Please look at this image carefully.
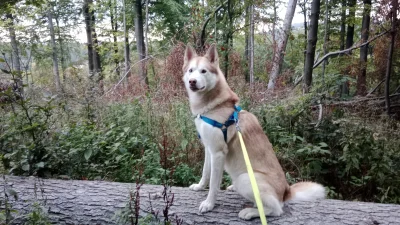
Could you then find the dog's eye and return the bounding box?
[189,68,193,73]
[201,69,207,74]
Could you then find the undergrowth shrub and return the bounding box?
[255,94,400,203]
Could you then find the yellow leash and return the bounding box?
[236,126,268,225]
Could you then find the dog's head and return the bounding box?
[182,44,221,94]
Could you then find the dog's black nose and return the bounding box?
[189,79,197,86]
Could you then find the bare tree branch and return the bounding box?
[313,31,389,69]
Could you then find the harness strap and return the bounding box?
[197,106,242,143]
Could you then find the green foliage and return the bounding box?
[25,202,51,225]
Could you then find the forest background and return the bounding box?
[0,0,400,222]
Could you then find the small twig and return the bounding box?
[367,79,385,96]
[393,85,400,94]
[101,56,153,97]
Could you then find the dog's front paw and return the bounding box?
[199,199,215,213]
[189,183,205,191]
[226,185,235,191]
[239,208,259,220]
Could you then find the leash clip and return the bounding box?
[235,118,241,132]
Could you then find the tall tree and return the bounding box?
[83,0,94,75]
[303,0,321,93]
[223,0,233,79]
[385,0,398,115]
[123,0,130,83]
[249,3,254,87]
[47,8,62,92]
[339,0,346,50]
[299,0,308,65]
[134,0,147,85]
[321,0,329,84]
[5,13,23,96]
[345,0,356,49]
[268,0,298,90]
[244,1,250,82]
[356,0,371,96]
[341,0,356,95]
[109,0,119,78]
[91,3,102,91]
[83,0,102,93]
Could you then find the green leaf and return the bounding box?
[36,162,45,168]
[181,139,188,150]
[84,149,92,160]
[0,58,5,62]
[22,164,30,171]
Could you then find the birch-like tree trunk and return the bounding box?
[267,0,298,90]
[47,9,62,93]
[134,0,148,85]
[356,0,371,96]
[223,0,233,80]
[385,0,398,115]
[6,13,23,96]
[55,15,67,82]
[110,0,120,78]
[303,0,320,93]
[123,0,131,83]
[321,0,329,85]
[145,0,149,58]
[249,3,254,88]
[244,2,250,82]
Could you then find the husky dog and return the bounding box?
[182,44,325,220]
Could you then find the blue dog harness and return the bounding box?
[197,105,242,143]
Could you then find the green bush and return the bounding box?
[254,95,400,203]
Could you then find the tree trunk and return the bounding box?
[339,0,346,50]
[356,0,371,96]
[345,0,356,49]
[267,0,298,90]
[249,3,254,88]
[299,0,308,67]
[272,0,277,55]
[134,0,148,85]
[110,0,120,79]
[145,0,149,58]
[47,10,62,93]
[343,0,356,96]
[321,0,329,86]
[223,0,233,80]
[6,13,23,96]
[123,0,131,84]
[385,0,398,115]
[91,5,103,94]
[303,0,321,93]
[55,15,67,82]
[83,0,94,76]
[244,3,250,82]
[3,176,400,224]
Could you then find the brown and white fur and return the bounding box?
[182,44,325,220]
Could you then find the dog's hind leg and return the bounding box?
[234,173,283,220]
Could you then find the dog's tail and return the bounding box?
[284,182,326,202]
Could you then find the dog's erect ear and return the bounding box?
[184,44,197,64]
[205,44,219,65]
